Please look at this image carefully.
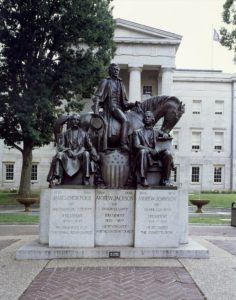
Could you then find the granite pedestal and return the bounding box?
[16,187,209,259]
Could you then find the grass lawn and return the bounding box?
[0,192,19,205]
[189,216,231,225]
[189,193,236,208]
[0,192,40,205]
[0,214,39,224]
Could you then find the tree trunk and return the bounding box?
[18,140,33,198]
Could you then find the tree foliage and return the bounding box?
[0,0,116,196]
[0,0,115,149]
[220,0,236,55]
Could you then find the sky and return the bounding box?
[112,0,236,73]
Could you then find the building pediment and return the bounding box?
[115,18,182,46]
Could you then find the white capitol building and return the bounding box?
[1,19,236,192]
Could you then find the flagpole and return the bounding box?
[212,27,220,70]
[211,25,214,69]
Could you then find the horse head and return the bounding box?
[160,96,185,135]
[138,95,184,123]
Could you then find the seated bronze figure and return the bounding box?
[133,111,174,187]
[47,114,99,186]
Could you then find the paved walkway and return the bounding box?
[0,225,236,300]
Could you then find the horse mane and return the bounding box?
[140,95,181,112]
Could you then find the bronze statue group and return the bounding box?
[47,64,185,188]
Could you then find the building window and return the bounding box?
[192,100,202,114]
[172,131,179,150]
[171,166,178,182]
[214,166,223,183]
[214,132,224,151]
[143,86,152,96]
[191,132,201,150]
[191,166,200,183]
[215,100,224,115]
[31,164,38,181]
[4,163,14,181]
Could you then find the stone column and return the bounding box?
[161,67,174,96]
[128,65,142,102]
[231,77,236,190]
[157,71,162,95]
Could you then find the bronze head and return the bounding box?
[108,63,120,78]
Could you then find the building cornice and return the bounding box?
[173,77,233,83]
[116,18,182,39]
[115,18,182,47]
[173,69,235,83]
[115,38,180,45]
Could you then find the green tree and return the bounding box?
[0,0,116,197]
[220,0,236,60]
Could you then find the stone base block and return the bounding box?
[95,189,135,246]
[40,188,188,248]
[16,238,209,260]
[49,189,95,247]
[135,189,180,247]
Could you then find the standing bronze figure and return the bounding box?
[92,63,140,151]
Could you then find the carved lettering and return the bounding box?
[135,190,179,247]
[96,190,135,246]
[49,189,95,247]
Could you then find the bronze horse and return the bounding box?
[53,95,185,150]
[81,95,185,150]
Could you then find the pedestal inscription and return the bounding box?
[95,189,135,246]
[135,189,179,247]
[49,189,95,247]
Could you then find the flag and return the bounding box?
[213,29,220,42]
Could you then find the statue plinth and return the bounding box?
[16,187,209,259]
